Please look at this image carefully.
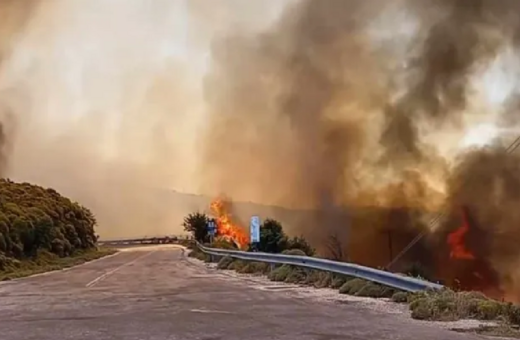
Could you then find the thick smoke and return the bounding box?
[201,0,520,298]
[0,0,209,239]
[2,0,520,299]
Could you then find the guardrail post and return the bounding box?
[269,263,275,271]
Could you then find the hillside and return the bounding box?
[0,178,105,279]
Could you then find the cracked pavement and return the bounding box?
[0,246,484,340]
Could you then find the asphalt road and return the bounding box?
[0,246,484,340]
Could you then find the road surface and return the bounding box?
[0,246,483,340]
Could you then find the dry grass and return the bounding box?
[452,324,520,339]
[408,289,520,326]
[0,247,117,281]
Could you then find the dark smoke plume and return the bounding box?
[201,0,520,298]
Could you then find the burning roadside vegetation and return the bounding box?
[187,189,520,306]
[198,0,520,305]
[183,197,520,331]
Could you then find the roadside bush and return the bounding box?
[281,249,306,256]
[476,300,504,320]
[188,248,209,262]
[284,267,307,284]
[285,236,315,256]
[212,238,238,250]
[338,280,395,298]
[339,278,368,295]
[303,270,333,288]
[402,262,434,282]
[268,264,292,282]
[505,304,520,325]
[0,253,20,271]
[0,179,97,263]
[331,274,353,289]
[217,256,234,269]
[391,291,409,303]
[257,219,315,255]
[407,289,512,322]
[411,300,433,320]
[228,259,247,271]
[249,262,270,274]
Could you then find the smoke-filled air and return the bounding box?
[200,0,520,302]
[2,0,520,300]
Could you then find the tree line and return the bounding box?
[0,179,98,261]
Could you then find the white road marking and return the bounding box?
[117,244,185,252]
[85,250,157,288]
[0,252,122,286]
[189,309,233,314]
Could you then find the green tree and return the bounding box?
[257,219,287,253]
[286,235,315,256]
[0,178,98,260]
[182,212,209,242]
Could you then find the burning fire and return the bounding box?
[210,198,249,249]
[444,207,504,299]
[447,207,475,260]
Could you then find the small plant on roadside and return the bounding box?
[331,274,352,289]
[391,291,409,303]
[339,278,368,295]
[217,256,234,270]
[268,264,292,282]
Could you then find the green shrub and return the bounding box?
[0,179,97,262]
[411,301,433,320]
[228,259,247,271]
[391,291,409,303]
[302,270,322,286]
[281,249,307,256]
[506,304,520,325]
[407,289,515,323]
[256,219,314,255]
[187,249,209,262]
[352,282,395,298]
[407,291,428,304]
[355,283,382,297]
[319,272,335,288]
[331,274,353,289]
[381,286,396,298]
[285,267,307,283]
[339,278,367,295]
[217,256,234,269]
[476,300,504,320]
[268,264,292,282]
[285,236,315,256]
[249,262,270,274]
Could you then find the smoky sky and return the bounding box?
[200,0,520,298]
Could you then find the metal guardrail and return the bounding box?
[98,236,188,246]
[197,243,444,293]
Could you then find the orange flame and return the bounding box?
[210,198,249,249]
[447,207,475,260]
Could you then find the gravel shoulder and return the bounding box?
[186,254,503,338]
